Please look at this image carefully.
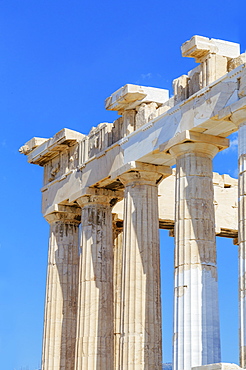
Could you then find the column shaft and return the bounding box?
[170,143,221,370]
[113,216,123,370]
[42,206,80,370]
[75,193,116,370]
[238,122,246,367]
[119,171,162,369]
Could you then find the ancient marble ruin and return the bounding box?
[20,35,246,369]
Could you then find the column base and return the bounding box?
[192,363,243,370]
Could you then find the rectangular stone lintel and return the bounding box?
[159,130,229,153]
[69,161,172,203]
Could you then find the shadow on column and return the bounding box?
[180,152,221,366]
[80,205,114,370]
[55,222,79,370]
[129,184,162,369]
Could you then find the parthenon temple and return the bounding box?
[20,35,246,370]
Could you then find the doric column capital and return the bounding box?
[160,131,228,159]
[44,204,81,224]
[76,187,124,208]
[231,107,246,128]
[119,162,171,187]
[169,141,219,159]
[119,170,161,187]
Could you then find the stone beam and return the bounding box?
[22,150,238,238]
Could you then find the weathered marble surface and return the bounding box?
[20,50,246,215]
[118,167,166,369]
[42,205,80,370]
[231,108,246,368]
[171,142,221,370]
[75,189,122,370]
[20,35,246,370]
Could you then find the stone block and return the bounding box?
[192,363,243,370]
[135,102,158,129]
[188,65,202,96]
[19,136,48,155]
[173,74,189,104]
[105,84,169,112]
[182,36,240,62]
[239,69,246,99]
[228,53,246,72]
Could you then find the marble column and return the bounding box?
[170,142,221,370]
[113,215,123,370]
[119,168,165,369]
[75,189,121,370]
[42,205,80,370]
[232,108,246,368]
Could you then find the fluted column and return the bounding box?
[232,108,246,368]
[170,142,221,370]
[119,167,166,369]
[113,215,123,370]
[75,189,121,370]
[42,205,80,370]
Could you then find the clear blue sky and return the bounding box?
[0,0,245,369]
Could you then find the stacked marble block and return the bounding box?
[20,35,246,369]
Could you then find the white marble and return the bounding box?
[19,35,246,370]
[118,167,165,369]
[170,142,221,370]
[75,190,121,370]
[112,216,123,369]
[42,206,80,370]
[238,120,246,367]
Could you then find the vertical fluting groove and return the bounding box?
[171,144,221,370]
[48,230,58,370]
[119,193,128,369]
[43,231,53,369]
[42,214,80,370]
[113,218,123,370]
[119,172,162,369]
[62,241,67,369]
[50,233,57,370]
[45,231,53,369]
[239,122,246,368]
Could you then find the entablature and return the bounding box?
[20,35,245,239]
